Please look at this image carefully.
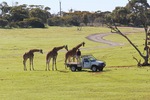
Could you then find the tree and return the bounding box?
[47,17,64,26]
[29,7,50,23]
[24,17,45,28]
[0,18,8,27]
[10,5,29,22]
[93,11,111,26]
[82,14,89,26]
[0,2,11,17]
[70,15,80,26]
[17,21,28,28]
[111,7,129,25]
[107,0,150,66]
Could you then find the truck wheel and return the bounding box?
[71,66,77,72]
[91,66,97,72]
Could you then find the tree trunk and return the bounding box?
[142,55,149,66]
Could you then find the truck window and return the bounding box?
[84,58,89,62]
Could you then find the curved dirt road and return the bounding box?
[86,33,124,47]
[86,27,144,47]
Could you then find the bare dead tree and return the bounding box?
[106,23,150,66]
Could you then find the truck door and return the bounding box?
[83,58,91,68]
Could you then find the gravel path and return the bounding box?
[86,27,144,47]
[86,33,124,47]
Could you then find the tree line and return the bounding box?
[0,1,150,28]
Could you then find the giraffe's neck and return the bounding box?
[53,45,65,52]
[29,49,41,53]
[73,43,83,51]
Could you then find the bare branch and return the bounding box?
[107,24,145,59]
[133,56,142,67]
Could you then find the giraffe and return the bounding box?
[46,45,68,71]
[65,42,85,68]
[23,49,43,71]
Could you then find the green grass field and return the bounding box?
[0,27,150,100]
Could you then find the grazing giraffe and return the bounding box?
[23,49,43,71]
[46,45,68,71]
[65,42,85,68]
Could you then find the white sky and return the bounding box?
[1,0,150,13]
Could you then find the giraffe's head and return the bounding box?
[39,49,43,54]
[64,45,68,51]
[82,42,85,47]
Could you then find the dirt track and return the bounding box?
[86,33,124,47]
[86,27,144,48]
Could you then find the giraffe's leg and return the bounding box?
[23,58,27,71]
[48,58,51,71]
[46,57,49,71]
[31,58,34,70]
[65,57,67,69]
[68,57,70,62]
[46,60,48,71]
[76,56,79,63]
[52,58,54,71]
[55,56,57,70]
[29,58,32,71]
[73,56,76,62]
[65,57,67,64]
[46,60,50,71]
[66,56,71,69]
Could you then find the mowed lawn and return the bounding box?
[0,27,150,100]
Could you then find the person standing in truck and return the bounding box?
[76,49,81,63]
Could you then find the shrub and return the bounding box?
[9,22,18,28]
[17,21,28,28]
[0,19,8,28]
[24,17,45,28]
[47,17,64,26]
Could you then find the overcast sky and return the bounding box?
[1,0,150,13]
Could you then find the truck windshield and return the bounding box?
[88,56,96,62]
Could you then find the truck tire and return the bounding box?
[71,66,77,72]
[91,66,97,72]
